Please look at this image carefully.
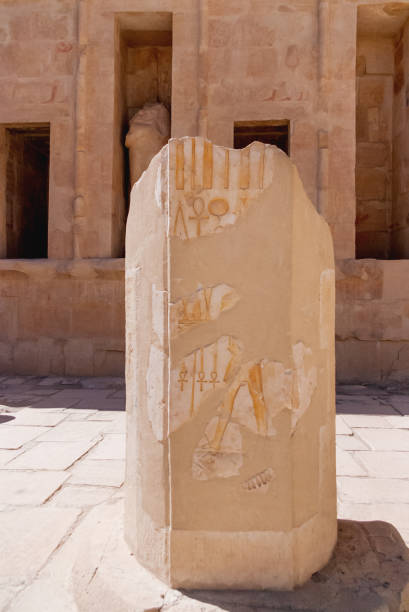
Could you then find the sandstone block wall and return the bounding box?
[0,259,124,376]
[356,36,393,259]
[0,0,408,381]
[392,19,409,258]
[337,259,409,383]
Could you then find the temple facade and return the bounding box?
[0,0,409,382]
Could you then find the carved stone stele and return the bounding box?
[125,137,337,590]
[125,102,170,186]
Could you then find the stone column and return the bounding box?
[125,138,337,590]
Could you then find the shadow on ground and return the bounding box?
[172,521,409,611]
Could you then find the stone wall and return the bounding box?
[0,0,77,259]
[0,259,124,376]
[392,19,409,258]
[336,259,409,383]
[356,36,393,259]
[0,0,408,381]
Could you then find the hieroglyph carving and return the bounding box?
[171,336,243,433]
[170,138,277,239]
[241,467,275,492]
[170,284,239,336]
[177,340,317,481]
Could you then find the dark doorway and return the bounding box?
[234,121,290,154]
[5,125,50,258]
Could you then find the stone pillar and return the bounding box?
[125,138,337,590]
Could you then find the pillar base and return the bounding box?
[72,500,409,612]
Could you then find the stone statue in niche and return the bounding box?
[125,102,170,186]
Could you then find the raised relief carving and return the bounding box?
[190,360,292,481]
[170,284,239,336]
[192,418,243,481]
[170,139,275,239]
[241,467,275,492]
[188,344,316,480]
[170,336,243,433]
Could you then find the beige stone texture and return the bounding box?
[125,138,336,589]
[0,259,124,376]
[336,259,409,383]
[0,0,408,384]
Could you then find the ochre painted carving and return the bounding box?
[170,139,276,239]
[191,138,196,190]
[208,198,229,230]
[170,284,239,336]
[176,142,184,190]
[170,336,243,433]
[224,149,230,189]
[203,141,213,189]
[173,202,189,239]
[187,344,316,480]
[240,148,250,189]
[189,197,209,237]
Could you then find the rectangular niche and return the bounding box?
[113,12,172,257]
[3,124,50,259]
[356,3,409,259]
[234,121,290,154]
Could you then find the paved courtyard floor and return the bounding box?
[0,377,407,610]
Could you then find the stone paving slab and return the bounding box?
[29,398,81,410]
[74,398,125,411]
[0,470,69,506]
[7,409,68,427]
[35,420,108,443]
[48,484,117,508]
[353,450,409,479]
[383,414,409,428]
[338,502,409,545]
[338,475,409,504]
[355,426,409,451]
[50,389,113,401]
[68,459,125,487]
[341,413,396,428]
[0,378,407,610]
[0,506,80,588]
[335,415,352,435]
[336,434,369,451]
[336,447,367,476]
[0,449,23,466]
[4,441,99,471]
[86,434,125,460]
[0,426,49,449]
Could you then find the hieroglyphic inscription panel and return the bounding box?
[170,284,239,337]
[170,138,277,239]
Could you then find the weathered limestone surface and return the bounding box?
[336,259,409,383]
[0,259,125,376]
[125,138,336,589]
